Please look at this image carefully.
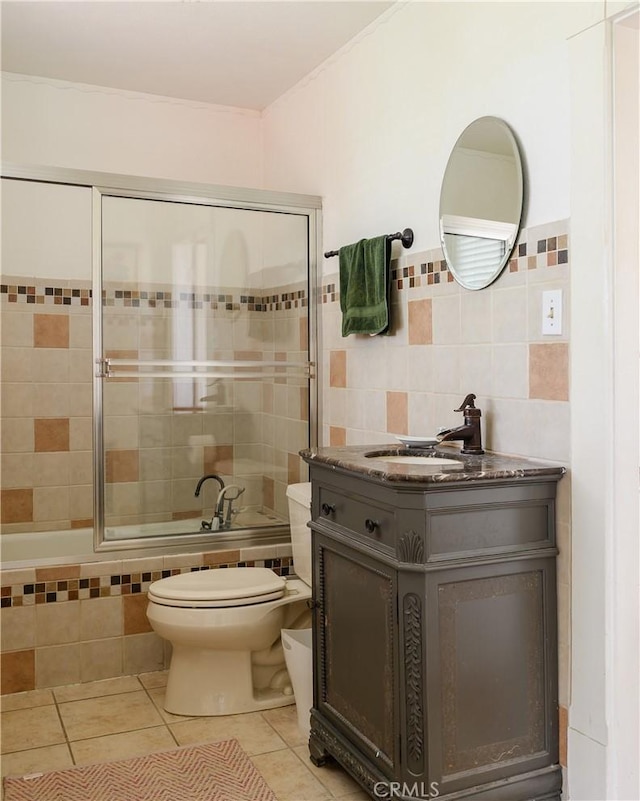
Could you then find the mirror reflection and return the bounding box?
[439,116,523,290]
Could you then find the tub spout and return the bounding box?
[194,474,226,530]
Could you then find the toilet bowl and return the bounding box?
[146,482,312,716]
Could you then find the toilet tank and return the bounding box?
[286,482,312,587]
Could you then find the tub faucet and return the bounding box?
[215,484,246,530]
[194,474,225,530]
[437,393,484,455]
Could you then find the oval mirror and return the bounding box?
[439,116,524,290]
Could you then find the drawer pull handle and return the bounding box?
[321,503,335,516]
[365,518,379,533]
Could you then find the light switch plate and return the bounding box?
[542,289,563,335]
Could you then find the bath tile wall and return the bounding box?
[320,219,572,722]
[0,279,308,534]
[0,543,293,694]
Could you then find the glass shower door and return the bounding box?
[97,193,312,544]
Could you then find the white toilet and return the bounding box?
[146,482,312,716]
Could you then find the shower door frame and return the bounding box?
[2,164,322,556]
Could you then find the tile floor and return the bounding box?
[0,672,369,801]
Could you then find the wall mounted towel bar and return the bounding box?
[324,228,414,258]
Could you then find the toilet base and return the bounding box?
[164,644,295,716]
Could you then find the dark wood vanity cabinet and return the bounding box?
[305,458,563,801]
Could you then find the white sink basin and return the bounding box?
[368,455,462,467]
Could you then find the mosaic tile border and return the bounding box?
[0,557,293,608]
[321,229,569,302]
[0,284,308,312]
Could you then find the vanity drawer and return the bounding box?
[316,485,396,550]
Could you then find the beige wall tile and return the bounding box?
[386,391,408,435]
[408,298,432,345]
[34,418,70,452]
[1,606,36,652]
[529,343,569,401]
[202,550,241,567]
[123,632,165,675]
[104,416,140,450]
[140,448,171,481]
[35,565,80,582]
[33,349,69,383]
[68,383,93,417]
[80,638,123,683]
[203,445,233,475]
[0,568,36,585]
[0,489,33,524]
[69,417,93,451]
[34,314,69,349]
[1,383,34,418]
[1,454,35,489]
[1,650,36,695]
[33,453,70,487]
[123,594,152,635]
[68,451,93,485]
[493,286,528,343]
[32,486,69,523]
[36,600,80,646]
[1,347,34,383]
[1,418,35,453]
[68,314,92,349]
[79,596,123,640]
[329,426,346,446]
[33,384,71,418]
[68,349,93,383]
[432,295,460,345]
[1,312,34,347]
[461,291,492,344]
[105,449,139,483]
[492,344,529,399]
[36,643,81,688]
[329,350,347,388]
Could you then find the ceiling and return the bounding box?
[1,1,393,111]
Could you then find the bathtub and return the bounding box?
[1,512,288,568]
[0,527,95,564]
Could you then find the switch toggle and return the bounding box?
[542,289,563,335]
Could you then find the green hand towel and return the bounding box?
[339,235,391,336]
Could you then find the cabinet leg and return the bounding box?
[308,732,332,767]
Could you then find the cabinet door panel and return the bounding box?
[316,539,397,766]
[429,559,558,793]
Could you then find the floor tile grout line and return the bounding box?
[49,690,76,765]
[138,677,182,748]
[2,676,365,801]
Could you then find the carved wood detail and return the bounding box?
[398,530,424,563]
[403,592,425,771]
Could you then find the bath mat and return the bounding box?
[3,738,276,801]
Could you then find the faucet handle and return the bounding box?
[454,393,477,412]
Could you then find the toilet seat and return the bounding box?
[148,567,287,608]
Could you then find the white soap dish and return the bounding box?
[395,435,439,449]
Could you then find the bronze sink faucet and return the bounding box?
[438,393,484,455]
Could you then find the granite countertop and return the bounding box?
[300,444,566,485]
